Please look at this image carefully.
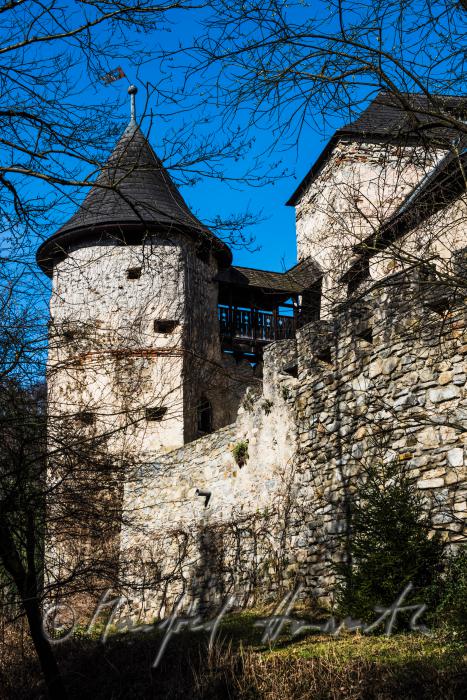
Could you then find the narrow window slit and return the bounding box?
[154,319,178,334]
[197,397,213,434]
[195,489,211,507]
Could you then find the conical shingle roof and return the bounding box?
[37,122,231,275]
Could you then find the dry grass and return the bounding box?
[1,612,466,699]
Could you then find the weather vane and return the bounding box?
[128,85,138,123]
[100,66,126,85]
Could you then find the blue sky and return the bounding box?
[6,0,463,287]
[104,0,463,276]
[96,76,327,275]
[72,7,346,274]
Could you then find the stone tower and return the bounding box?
[286,93,461,315]
[37,88,234,464]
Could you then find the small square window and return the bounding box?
[356,326,373,344]
[154,320,178,334]
[63,328,75,341]
[76,411,95,425]
[419,263,436,281]
[145,407,167,421]
[316,348,332,365]
[127,267,142,280]
[283,363,298,378]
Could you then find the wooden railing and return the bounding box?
[218,305,297,343]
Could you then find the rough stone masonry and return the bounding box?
[121,260,466,617]
[37,90,466,618]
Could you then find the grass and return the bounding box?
[268,631,465,665]
[1,611,466,699]
[191,609,465,665]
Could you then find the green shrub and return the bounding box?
[334,460,445,628]
[432,545,467,638]
[232,440,249,467]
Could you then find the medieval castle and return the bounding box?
[37,89,466,616]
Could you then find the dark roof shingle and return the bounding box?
[37,122,231,274]
[287,91,466,206]
[216,258,322,294]
[340,92,465,140]
[55,122,211,235]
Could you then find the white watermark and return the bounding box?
[42,582,430,667]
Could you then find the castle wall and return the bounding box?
[370,196,467,281]
[119,339,298,617]
[294,139,443,315]
[47,136,465,619]
[119,260,466,617]
[292,272,466,600]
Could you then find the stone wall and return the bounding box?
[120,338,299,617]
[292,267,466,600]
[182,243,254,441]
[120,262,466,618]
[295,139,442,262]
[48,237,188,458]
[370,196,467,283]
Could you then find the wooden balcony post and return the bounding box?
[273,306,278,339]
[293,294,299,334]
[232,306,237,338]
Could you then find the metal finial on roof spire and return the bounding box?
[128,85,137,123]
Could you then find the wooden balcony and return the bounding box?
[218,304,297,355]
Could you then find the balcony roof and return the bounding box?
[216,258,322,309]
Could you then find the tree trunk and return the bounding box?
[23,597,68,700]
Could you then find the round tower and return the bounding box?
[37,88,232,463]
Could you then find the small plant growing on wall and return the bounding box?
[242,390,255,413]
[262,399,273,415]
[232,440,249,467]
[281,385,291,401]
[61,321,77,342]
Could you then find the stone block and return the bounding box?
[351,443,364,459]
[447,448,464,467]
[382,356,399,375]
[419,368,434,382]
[417,477,445,489]
[422,467,446,479]
[438,371,453,385]
[428,386,461,403]
[443,470,460,485]
[418,427,439,448]
[368,358,383,378]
